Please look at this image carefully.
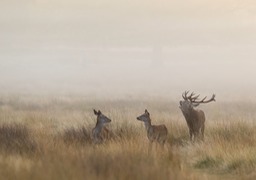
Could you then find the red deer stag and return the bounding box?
[179,91,215,141]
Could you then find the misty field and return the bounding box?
[0,95,256,180]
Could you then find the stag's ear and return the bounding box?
[98,110,102,115]
[93,109,98,115]
[193,103,200,107]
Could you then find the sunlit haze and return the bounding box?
[1,0,256,100]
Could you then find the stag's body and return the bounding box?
[137,110,168,150]
[181,106,205,141]
[92,109,111,144]
[180,91,215,141]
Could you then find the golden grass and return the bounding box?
[0,95,256,179]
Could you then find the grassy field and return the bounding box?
[0,95,256,180]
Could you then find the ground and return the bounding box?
[0,95,255,180]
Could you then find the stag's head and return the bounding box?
[179,91,216,114]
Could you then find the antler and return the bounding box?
[187,92,197,100]
[182,91,216,104]
[192,94,216,104]
[183,91,200,101]
[182,91,189,100]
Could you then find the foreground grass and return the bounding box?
[0,95,256,179]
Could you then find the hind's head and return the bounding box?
[137,109,151,122]
[93,109,111,124]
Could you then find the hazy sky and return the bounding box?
[1,0,256,100]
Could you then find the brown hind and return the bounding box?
[92,109,111,144]
[137,109,168,152]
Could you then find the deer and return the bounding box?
[179,91,216,141]
[92,109,112,144]
[137,109,168,152]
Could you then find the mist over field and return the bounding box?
[1,0,256,100]
[2,2,256,180]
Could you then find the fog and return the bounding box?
[1,0,256,100]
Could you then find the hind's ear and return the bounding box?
[145,109,150,116]
[98,110,102,115]
[93,109,98,115]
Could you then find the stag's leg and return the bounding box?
[194,131,199,142]
[201,124,205,141]
[189,129,193,141]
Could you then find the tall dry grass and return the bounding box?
[0,95,255,179]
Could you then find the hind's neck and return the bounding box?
[144,119,152,131]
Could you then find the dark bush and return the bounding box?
[62,126,92,145]
[0,124,37,155]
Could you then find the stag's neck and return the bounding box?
[182,108,198,123]
[183,108,196,116]
[189,108,198,116]
[144,120,152,131]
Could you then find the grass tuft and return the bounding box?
[194,156,222,169]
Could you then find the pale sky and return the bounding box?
[1,0,256,100]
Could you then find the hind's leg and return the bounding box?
[148,141,153,155]
[160,140,165,149]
